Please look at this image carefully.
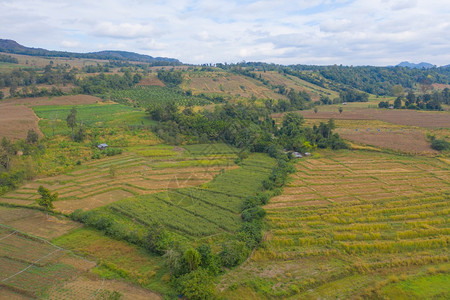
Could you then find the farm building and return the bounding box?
[292,152,303,158]
[97,143,108,150]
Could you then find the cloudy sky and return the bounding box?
[1,0,449,66]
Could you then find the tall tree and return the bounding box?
[66,106,77,139]
[26,129,39,144]
[37,186,57,212]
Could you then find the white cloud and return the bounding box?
[92,22,158,39]
[0,0,449,65]
[61,40,81,48]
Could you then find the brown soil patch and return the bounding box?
[0,207,80,239]
[137,75,165,87]
[54,189,135,214]
[2,95,101,106]
[0,103,42,140]
[338,129,437,153]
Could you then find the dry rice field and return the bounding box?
[336,128,436,154]
[220,150,450,299]
[290,109,450,129]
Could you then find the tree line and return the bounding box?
[379,88,450,111]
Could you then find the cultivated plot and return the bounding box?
[220,150,450,299]
[0,148,237,214]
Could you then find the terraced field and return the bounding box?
[93,153,276,238]
[0,221,160,299]
[219,150,450,299]
[0,146,238,214]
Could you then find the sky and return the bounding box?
[1,0,449,66]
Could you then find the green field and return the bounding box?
[90,153,275,238]
[33,103,156,139]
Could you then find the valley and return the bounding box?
[0,48,448,299]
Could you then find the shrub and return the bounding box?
[219,240,250,267]
[175,268,215,300]
[431,139,450,151]
[241,207,266,222]
[144,224,173,255]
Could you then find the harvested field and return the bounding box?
[137,75,165,87]
[337,128,436,153]
[0,207,80,239]
[1,95,101,106]
[274,109,450,128]
[0,103,42,140]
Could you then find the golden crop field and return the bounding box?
[219,150,450,299]
[0,149,237,214]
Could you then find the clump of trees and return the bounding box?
[0,137,41,195]
[379,88,449,111]
[0,54,18,64]
[157,69,183,86]
[74,71,142,95]
[430,136,450,151]
[146,102,347,154]
[339,89,369,103]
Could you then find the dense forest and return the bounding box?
[216,61,450,96]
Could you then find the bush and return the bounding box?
[219,240,250,267]
[431,139,450,151]
[241,207,266,222]
[196,245,221,275]
[105,147,123,156]
[144,224,173,255]
[175,268,215,300]
[237,221,263,249]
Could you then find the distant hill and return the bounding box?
[0,39,181,64]
[397,61,435,69]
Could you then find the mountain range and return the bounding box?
[0,39,180,64]
[396,61,435,69]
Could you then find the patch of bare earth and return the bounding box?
[0,103,42,140]
[0,207,81,239]
[3,95,101,106]
[137,75,165,87]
